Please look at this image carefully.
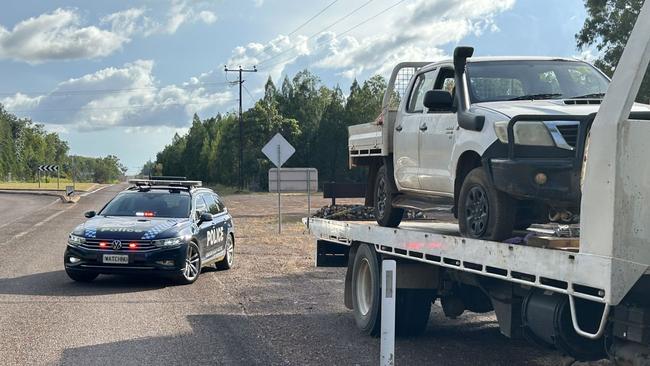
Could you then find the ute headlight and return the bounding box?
[152,236,185,248]
[68,234,86,246]
[493,121,555,147]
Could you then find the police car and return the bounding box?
[64,177,235,284]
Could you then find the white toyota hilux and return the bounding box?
[349,47,650,241]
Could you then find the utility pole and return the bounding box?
[224,65,257,191]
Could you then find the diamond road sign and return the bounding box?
[262,133,295,168]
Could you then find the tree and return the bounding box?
[576,0,650,102]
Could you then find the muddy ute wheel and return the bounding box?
[374,165,403,227]
[458,167,515,241]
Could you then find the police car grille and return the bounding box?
[82,239,157,251]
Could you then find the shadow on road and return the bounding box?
[0,270,168,296]
[56,310,567,366]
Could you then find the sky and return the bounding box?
[0,0,592,174]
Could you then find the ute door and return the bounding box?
[193,193,211,258]
[419,66,458,194]
[394,69,436,190]
[203,193,227,259]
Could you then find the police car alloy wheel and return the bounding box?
[216,235,234,270]
[177,242,201,284]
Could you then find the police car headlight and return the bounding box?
[68,234,86,246]
[493,121,555,147]
[152,237,184,248]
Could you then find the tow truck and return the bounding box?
[307,2,650,364]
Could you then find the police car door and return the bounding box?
[193,193,211,257]
[203,194,227,259]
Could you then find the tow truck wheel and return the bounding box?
[395,289,433,336]
[65,269,98,282]
[352,244,382,336]
[175,242,201,285]
[374,165,404,228]
[458,167,515,241]
[215,234,234,270]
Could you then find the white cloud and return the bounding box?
[1,60,235,131]
[198,11,217,25]
[228,0,516,79]
[0,8,127,63]
[0,2,220,63]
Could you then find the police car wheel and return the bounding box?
[175,242,201,285]
[215,235,234,270]
[65,269,99,282]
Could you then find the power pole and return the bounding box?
[224,65,257,191]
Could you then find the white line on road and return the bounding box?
[0,197,59,230]
[80,184,112,197]
[0,205,74,247]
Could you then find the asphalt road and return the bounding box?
[0,186,607,365]
[0,193,59,229]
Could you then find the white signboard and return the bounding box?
[269,168,317,193]
[262,133,295,168]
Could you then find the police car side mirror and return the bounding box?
[198,212,213,223]
[84,211,96,218]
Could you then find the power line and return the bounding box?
[259,0,407,71]
[0,82,231,98]
[247,0,340,61]
[256,0,375,67]
[288,0,339,36]
[5,99,239,113]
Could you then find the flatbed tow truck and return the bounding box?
[307,3,650,364]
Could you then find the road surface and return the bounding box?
[0,186,606,365]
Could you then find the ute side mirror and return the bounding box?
[84,211,96,218]
[198,212,213,223]
[424,90,454,112]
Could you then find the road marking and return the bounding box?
[0,205,73,247]
[80,184,112,197]
[0,197,59,230]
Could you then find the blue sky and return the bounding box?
[0,0,591,173]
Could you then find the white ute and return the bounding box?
[308,2,650,364]
[349,47,650,241]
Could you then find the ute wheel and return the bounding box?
[352,244,381,336]
[65,269,99,282]
[458,167,515,241]
[396,289,433,336]
[374,165,404,227]
[175,242,201,285]
[215,235,234,270]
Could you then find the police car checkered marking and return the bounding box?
[141,219,180,240]
[84,228,97,238]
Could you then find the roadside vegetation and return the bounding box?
[0,106,127,184]
[144,71,386,191]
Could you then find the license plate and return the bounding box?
[103,254,129,264]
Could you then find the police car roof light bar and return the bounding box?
[128,179,202,188]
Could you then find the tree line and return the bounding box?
[0,105,127,184]
[148,71,387,190]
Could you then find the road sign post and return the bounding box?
[262,133,296,234]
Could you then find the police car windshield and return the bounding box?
[100,191,191,218]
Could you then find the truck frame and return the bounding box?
[308,3,650,364]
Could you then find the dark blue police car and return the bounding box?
[65,177,235,284]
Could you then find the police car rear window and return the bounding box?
[100,191,191,218]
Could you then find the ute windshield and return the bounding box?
[466,60,609,103]
[100,191,191,218]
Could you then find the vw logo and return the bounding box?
[111,240,122,250]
